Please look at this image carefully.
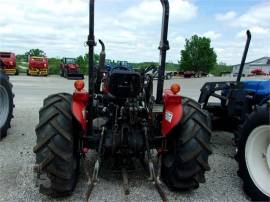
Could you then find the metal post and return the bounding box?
[237,30,251,84]
[156,0,170,104]
[87,0,96,136]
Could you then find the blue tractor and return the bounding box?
[198,30,270,201]
[105,59,133,72]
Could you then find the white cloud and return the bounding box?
[216,2,270,30]
[203,31,221,40]
[214,1,270,64]
[215,48,225,54]
[174,36,185,44]
[1,0,268,65]
[0,0,198,62]
[121,0,198,26]
[215,11,236,21]
[232,2,270,28]
[237,26,269,38]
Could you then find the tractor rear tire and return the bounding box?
[34,93,80,197]
[0,71,14,139]
[235,103,270,201]
[162,97,212,190]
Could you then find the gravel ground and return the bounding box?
[2,75,267,202]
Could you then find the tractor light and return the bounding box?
[74,80,85,91]
[170,83,181,94]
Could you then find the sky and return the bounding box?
[0,0,269,65]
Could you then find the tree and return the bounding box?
[76,53,99,74]
[48,58,61,75]
[210,62,233,76]
[16,54,28,62]
[179,35,217,73]
[25,49,46,57]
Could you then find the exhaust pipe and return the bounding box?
[156,0,170,104]
[95,40,106,93]
[87,0,96,136]
[98,39,106,71]
[237,30,251,85]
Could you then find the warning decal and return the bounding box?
[165,111,173,123]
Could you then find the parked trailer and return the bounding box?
[0,52,17,75]
[27,56,48,76]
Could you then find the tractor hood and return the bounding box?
[66,63,78,69]
[243,80,270,95]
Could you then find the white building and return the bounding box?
[232,57,270,76]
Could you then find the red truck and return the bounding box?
[28,56,48,76]
[0,52,17,75]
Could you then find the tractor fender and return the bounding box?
[161,89,183,136]
[72,92,89,131]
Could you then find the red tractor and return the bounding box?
[250,68,267,76]
[27,56,48,76]
[0,52,18,75]
[33,1,212,201]
[60,57,84,79]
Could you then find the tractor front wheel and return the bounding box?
[162,97,212,190]
[33,93,80,197]
[235,103,270,201]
